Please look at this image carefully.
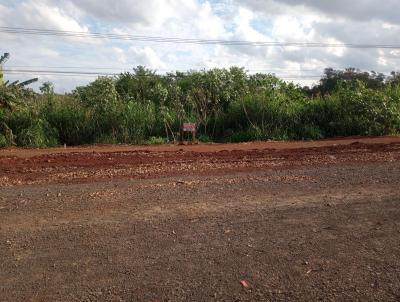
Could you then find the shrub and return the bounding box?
[146,136,166,145]
[41,97,95,145]
[2,69,400,147]
[7,108,58,147]
[0,134,8,147]
[197,134,212,143]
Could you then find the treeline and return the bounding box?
[1,66,400,147]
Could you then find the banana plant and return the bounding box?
[0,53,10,86]
[0,53,38,109]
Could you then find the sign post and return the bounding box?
[180,123,197,144]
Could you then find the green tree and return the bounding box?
[313,68,386,95]
[115,66,160,103]
[40,81,55,96]
[74,77,118,112]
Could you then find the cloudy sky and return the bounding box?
[1,0,400,92]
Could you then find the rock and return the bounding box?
[240,280,250,288]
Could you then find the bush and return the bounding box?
[197,134,212,143]
[2,69,400,147]
[0,134,8,147]
[7,108,58,148]
[146,136,166,145]
[114,100,156,144]
[17,122,58,148]
[41,97,95,145]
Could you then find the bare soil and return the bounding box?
[1,136,400,301]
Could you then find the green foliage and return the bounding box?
[40,81,55,96]
[2,67,400,148]
[113,100,156,144]
[307,68,387,96]
[74,77,119,112]
[39,96,156,145]
[7,107,58,148]
[302,81,400,137]
[197,134,212,143]
[146,136,166,145]
[0,84,38,147]
[40,96,94,145]
[116,66,161,104]
[0,134,7,147]
[0,85,19,110]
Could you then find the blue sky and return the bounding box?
[1,0,400,92]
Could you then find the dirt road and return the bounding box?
[1,137,400,301]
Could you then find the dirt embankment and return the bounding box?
[0,136,400,186]
[1,136,400,301]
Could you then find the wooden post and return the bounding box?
[181,123,196,145]
[192,129,196,144]
[179,124,184,145]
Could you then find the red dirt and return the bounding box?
[1,135,399,158]
[1,136,399,186]
[1,136,400,301]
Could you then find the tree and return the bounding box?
[0,78,38,147]
[40,81,55,95]
[387,72,400,85]
[313,68,386,95]
[115,66,160,103]
[0,53,10,86]
[73,77,118,112]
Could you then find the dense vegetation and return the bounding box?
[1,66,400,148]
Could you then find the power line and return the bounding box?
[3,72,100,78]
[4,69,117,76]
[7,66,396,79]
[2,26,400,49]
[6,65,324,72]
[10,65,393,75]
[8,65,130,70]
[2,69,323,79]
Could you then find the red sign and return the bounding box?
[183,123,196,132]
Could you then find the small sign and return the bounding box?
[183,123,196,132]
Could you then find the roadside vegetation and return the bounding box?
[1,66,400,148]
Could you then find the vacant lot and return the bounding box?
[1,137,400,301]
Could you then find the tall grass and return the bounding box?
[2,70,400,148]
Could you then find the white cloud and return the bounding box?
[112,47,127,64]
[237,0,400,24]
[0,0,400,91]
[129,47,166,69]
[2,0,87,32]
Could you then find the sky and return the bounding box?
[1,0,400,92]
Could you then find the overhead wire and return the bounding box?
[2,26,396,82]
[1,26,400,49]
[2,69,323,80]
[6,65,326,72]
[6,26,394,80]
[4,68,325,75]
